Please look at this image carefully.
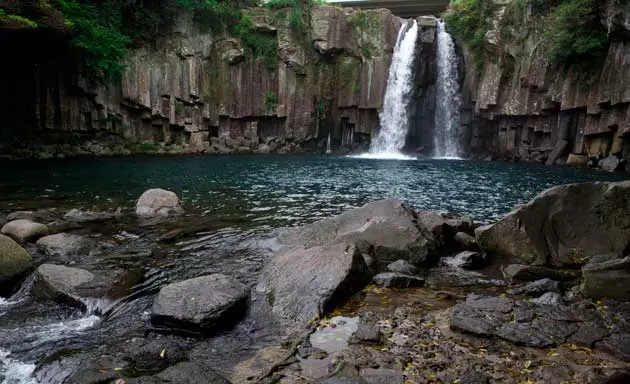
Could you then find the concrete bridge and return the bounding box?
[327,0,450,18]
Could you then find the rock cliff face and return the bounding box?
[457,0,630,168]
[0,6,439,157]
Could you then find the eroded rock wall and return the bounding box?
[458,0,630,167]
[0,6,438,157]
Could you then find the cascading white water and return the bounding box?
[360,20,418,160]
[326,132,332,154]
[434,20,462,159]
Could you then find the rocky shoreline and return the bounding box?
[1,182,630,383]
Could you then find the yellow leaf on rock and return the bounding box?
[160,349,166,358]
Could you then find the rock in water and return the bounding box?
[599,155,621,172]
[386,259,417,275]
[502,264,579,282]
[372,272,425,288]
[33,264,97,306]
[581,257,630,301]
[277,199,437,267]
[0,234,33,291]
[152,274,249,334]
[136,188,184,217]
[257,243,370,323]
[476,181,630,267]
[1,219,49,242]
[36,233,94,258]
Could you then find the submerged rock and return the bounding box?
[64,208,117,223]
[1,219,49,242]
[152,274,249,334]
[136,188,184,217]
[372,272,425,288]
[36,233,94,258]
[476,181,630,267]
[277,199,437,267]
[0,234,33,291]
[257,243,370,323]
[581,257,630,301]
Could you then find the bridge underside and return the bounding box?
[328,0,450,18]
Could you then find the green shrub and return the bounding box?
[443,0,492,71]
[264,90,278,113]
[0,9,38,28]
[232,14,278,71]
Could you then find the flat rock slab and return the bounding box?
[359,368,404,384]
[450,293,630,360]
[507,278,561,297]
[152,274,249,334]
[1,219,49,242]
[502,264,580,282]
[372,272,425,288]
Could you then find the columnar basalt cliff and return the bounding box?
[0,6,439,158]
[453,0,630,170]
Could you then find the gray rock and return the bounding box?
[476,181,630,266]
[459,367,490,384]
[257,243,370,323]
[157,362,231,383]
[372,272,424,288]
[36,233,94,258]
[277,200,437,267]
[570,323,609,347]
[136,188,184,217]
[123,338,190,374]
[64,209,116,223]
[450,304,510,337]
[416,210,473,252]
[359,368,404,384]
[256,143,271,154]
[465,294,514,312]
[0,234,33,290]
[531,292,563,306]
[546,139,568,166]
[6,211,35,222]
[581,257,630,301]
[386,259,417,275]
[1,219,49,242]
[495,322,556,348]
[600,155,621,172]
[507,278,561,297]
[454,231,478,250]
[596,334,630,362]
[502,264,579,282]
[0,213,6,227]
[351,324,381,344]
[152,274,248,334]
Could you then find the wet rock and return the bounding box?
[386,259,417,275]
[454,231,479,251]
[581,257,630,301]
[446,251,486,269]
[6,211,35,221]
[495,322,556,348]
[459,367,490,384]
[36,233,94,258]
[64,208,117,223]
[136,188,184,217]
[465,294,514,312]
[359,368,404,384]
[351,324,381,344]
[156,361,231,383]
[597,334,630,362]
[599,155,621,172]
[277,199,437,267]
[0,234,33,291]
[476,181,630,267]
[507,278,561,297]
[372,272,425,288]
[257,243,370,323]
[416,210,473,253]
[230,346,290,383]
[531,292,563,306]
[1,219,49,242]
[502,264,579,282]
[123,338,190,374]
[450,303,510,337]
[570,323,610,347]
[152,274,249,334]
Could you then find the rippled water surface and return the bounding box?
[0,155,627,383]
[2,155,626,224]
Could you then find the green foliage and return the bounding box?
[136,142,158,152]
[444,0,492,72]
[545,0,608,64]
[350,11,368,30]
[264,90,278,113]
[360,46,371,58]
[0,9,38,27]
[232,14,278,71]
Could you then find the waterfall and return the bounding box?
[326,132,332,154]
[434,20,462,159]
[362,20,419,159]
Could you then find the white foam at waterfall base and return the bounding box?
[351,20,419,160]
[0,349,38,384]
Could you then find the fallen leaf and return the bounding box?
[160,349,166,358]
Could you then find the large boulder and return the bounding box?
[0,234,33,291]
[476,181,630,267]
[581,257,630,301]
[1,219,49,242]
[257,243,371,323]
[416,210,474,253]
[599,155,621,172]
[277,199,437,267]
[36,233,94,258]
[151,274,249,334]
[136,188,184,217]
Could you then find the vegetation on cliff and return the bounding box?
[0,0,319,83]
[444,0,609,72]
